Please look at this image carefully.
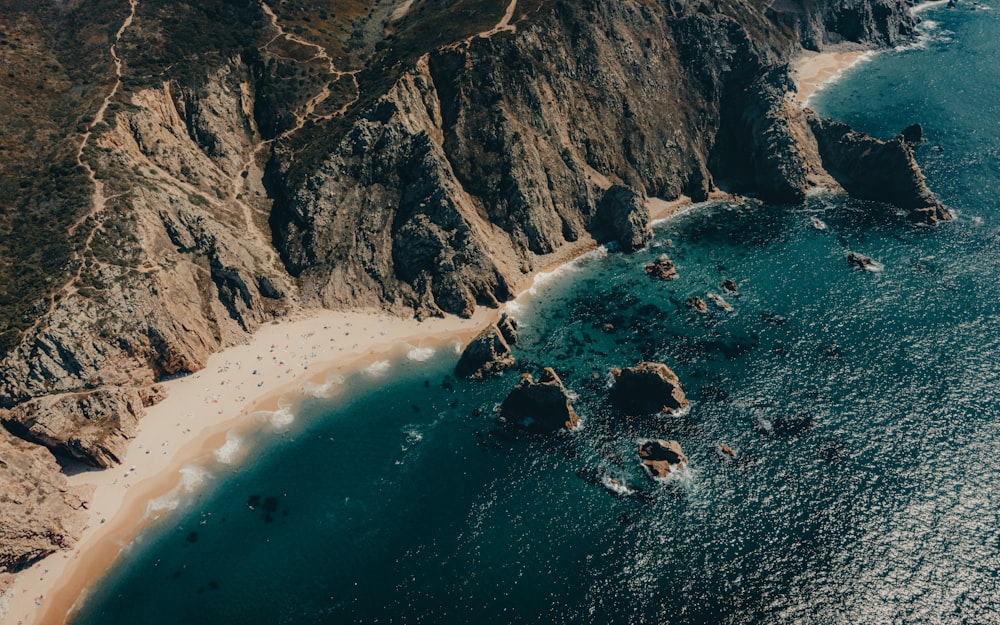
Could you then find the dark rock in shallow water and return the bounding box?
[610,362,689,415]
[594,185,652,252]
[846,251,882,271]
[899,123,924,144]
[686,297,708,313]
[497,314,518,345]
[707,293,734,312]
[638,439,688,478]
[808,114,952,224]
[499,368,579,432]
[645,254,678,280]
[721,279,739,294]
[455,325,515,378]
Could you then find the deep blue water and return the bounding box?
[72,5,1000,624]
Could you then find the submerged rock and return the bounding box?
[638,439,688,477]
[455,325,514,378]
[645,254,678,280]
[499,368,579,432]
[846,251,883,272]
[721,279,738,294]
[609,362,689,415]
[707,293,734,312]
[686,296,708,313]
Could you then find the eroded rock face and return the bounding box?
[455,325,515,379]
[808,115,953,224]
[594,185,652,252]
[499,368,579,432]
[610,362,689,415]
[0,431,89,576]
[638,439,688,478]
[0,387,155,468]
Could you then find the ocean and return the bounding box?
[71,4,1000,623]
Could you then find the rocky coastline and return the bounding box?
[0,0,948,599]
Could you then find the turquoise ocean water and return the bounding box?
[72,4,1000,624]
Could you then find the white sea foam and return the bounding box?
[301,374,345,398]
[146,494,180,515]
[214,433,242,465]
[269,406,295,430]
[601,474,635,496]
[406,346,435,362]
[365,360,391,376]
[179,465,209,492]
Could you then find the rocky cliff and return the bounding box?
[0,0,939,578]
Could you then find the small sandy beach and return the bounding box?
[3,195,696,625]
[791,49,871,106]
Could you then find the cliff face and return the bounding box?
[0,0,937,576]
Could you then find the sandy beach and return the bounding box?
[791,49,871,106]
[2,194,697,625]
[3,308,497,625]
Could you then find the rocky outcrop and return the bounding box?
[593,185,652,252]
[609,362,689,416]
[645,254,678,281]
[0,387,160,468]
[846,251,883,271]
[497,314,519,346]
[638,439,688,478]
[499,368,579,432]
[0,431,89,576]
[808,115,953,224]
[686,297,708,313]
[707,293,734,312]
[455,324,515,379]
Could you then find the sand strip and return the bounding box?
[791,49,871,106]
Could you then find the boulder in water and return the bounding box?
[707,293,734,312]
[638,439,688,477]
[846,251,882,272]
[899,123,924,144]
[499,368,579,432]
[686,296,708,313]
[455,325,514,378]
[721,279,738,294]
[645,254,678,280]
[609,362,689,415]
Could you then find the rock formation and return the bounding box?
[645,254,678,281]
[497,314,519,346]
[707,293,735,312]
[0,432,89,580]
[455,324,515,379]
[638,439,688,478]
[686,297,709,313]
[846,251,882,271]
[0,0,948,573]
[499,368,579,432]
[594,185,653,252]
[808,115,953,224]
[609,362,689,415]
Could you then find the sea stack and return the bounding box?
[499,368,579,432]
[609,362,689,415]
[638,439,688,477]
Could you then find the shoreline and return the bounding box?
[5,195,696,625]
[791,49,873,106]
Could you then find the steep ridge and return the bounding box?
[0,0,943,578]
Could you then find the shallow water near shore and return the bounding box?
[71,5,1000,624]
